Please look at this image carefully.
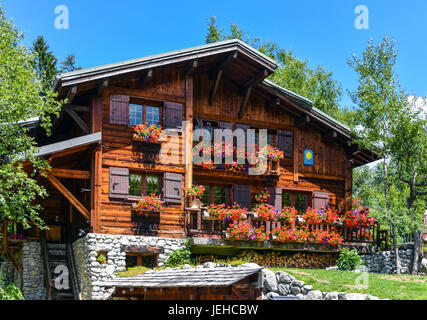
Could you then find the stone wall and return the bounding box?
[363,244,414,274]
[21,241,46,300]
[72,233,186,300]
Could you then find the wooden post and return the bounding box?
[293,128,299,182]
[184,74,194,190]
[2,220,8,255]
[91,94,103,233]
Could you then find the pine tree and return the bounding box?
[31,35,58,92]
[60,54,82,73]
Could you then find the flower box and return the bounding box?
[267,160,280,175]
[132,132,167,144]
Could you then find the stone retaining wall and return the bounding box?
[21,241,46,300]
[72,233,186,300]
[363,244,414,274]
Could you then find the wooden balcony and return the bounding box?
[186,209,388,251]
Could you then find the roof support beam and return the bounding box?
[295,115,311,128]
[51,168,91,180]
[66,86,77,103]
[64,105,90,134]
[238,86,252,120]
[64,104,90,112]
[239,68,269,95]
[209,51,238,106]
[322,130,338,143]
[98,78,109,95]
[46,174,90,220]
[184,59,198,76]
[266,97,281,110]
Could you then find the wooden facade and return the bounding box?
[25,40,377,245]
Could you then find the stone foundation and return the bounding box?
[72,233,186,300]
[22,241,46,300]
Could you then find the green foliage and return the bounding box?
[164,239,194,267]
[0,282,24,300]
[337,248,363,271]
[31,35,59,92]
[96,252,107,264]
[205,16,344,123]
[60,54,82,73]
[0,7,63,229]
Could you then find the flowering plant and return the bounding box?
[308,229,343,246]
[303,208,322,224]
[226,221,269,241]
[272,226,308,242]
[317,208,339,224]
[254,188,270,204]
[260,145,284,161]
[277,206,298,225]
[344,208,375,229]
[134,123,163,143]
[206,204,248,222]
[133,194,164,214]
[185,185,206,198]
[253,203,280,221]
[7,234,25,240]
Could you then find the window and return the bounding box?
[125,253,158,269]
[128,100,161,127]
[199,184,230,206]
[129,173,160,197]
[282,191,310,213]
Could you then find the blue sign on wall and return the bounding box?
[304,149,314,165]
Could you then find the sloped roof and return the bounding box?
[104,266,262,288]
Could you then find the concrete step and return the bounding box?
[47,243,67,250]
[48,249,66,257]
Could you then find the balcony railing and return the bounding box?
[186,209,388,248]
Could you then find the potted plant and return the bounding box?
[260,145,284,175]
[271,226,308,244]
[133,194,164,215]
[132,123,166,144]
[96,251,108,265]
[185,185,206,207]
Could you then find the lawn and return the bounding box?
[271,268,427,300]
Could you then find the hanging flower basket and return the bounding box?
[133,195,164,215]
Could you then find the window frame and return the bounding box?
[128,97,163,127]
[281,190,312,213]
[128,172,162,200]
[197,182,232,207]
[125,252,158,269]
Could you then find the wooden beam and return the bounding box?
[133,69,153,89]
[266,97,281,110]
[238,86,252,120]
[209,51,238,105]
[295,115,311,128]
[66,86,77,103]
[64,106,90,134]
[184,59,198,76]
[64,104,90,112]
[98,78,109,95]
[322,130,338,143]
[91,95,103,233]
[293,129,299,182]
[51,168,91,180]
[46,174,90,220]
[232,286,244,300]
[239,68,269,95]
[2,220,7,255]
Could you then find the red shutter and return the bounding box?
[279,130,293,157]
[109,167,129,199]
[267,187,282,209]
[164,101,183,131]
[312,191,329,210]
[233,184,251,210]
[110,94,129,125]
[163,172,182,204]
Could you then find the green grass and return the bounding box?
[271,268,427,300]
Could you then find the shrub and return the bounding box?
[0,282,24,300]
[164,239,193,267]
[337,248,363,271]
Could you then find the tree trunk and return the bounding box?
[412,230,422,274]
[392,224,401,274]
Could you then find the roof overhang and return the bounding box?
[36,132,102,157]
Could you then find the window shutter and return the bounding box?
[163,172,183,204]
[312,191,329,210]
[110,94,129,125]
[267,187,282,209]
[164,101,183,131]
[279,130,293,157]
[233,184,251,210]
[109,167,129,199]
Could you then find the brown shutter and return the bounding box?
[279,130,293,157]
[110,94,129,125]
[312,191,329,210]
[164,101,183,131]
[163,172,182,204]
[267,187,282,209]
[109,167,129,199]
[233,184,251,210]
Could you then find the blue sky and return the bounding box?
[2,0,426,108]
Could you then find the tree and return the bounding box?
[31,35,59,92]
[348,37,409,273]
[60,54,82,73]
[390,97,427,273]
[0,7,62,231]
[205,17,344,122]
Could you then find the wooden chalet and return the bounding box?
[1,40,382,299]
